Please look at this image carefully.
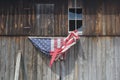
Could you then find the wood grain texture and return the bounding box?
[0,0,119,36]
[0,0,120,80]
[0,37,120,80]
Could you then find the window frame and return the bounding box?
[68,7,83,35]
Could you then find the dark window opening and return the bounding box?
[77,20,82,31]
[76,9,82,20]
[69,20,75,31]
[68,8,82,34]
[69,8,75,20]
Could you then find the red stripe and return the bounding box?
[50,30,79,67]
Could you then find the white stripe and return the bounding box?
[51,39,54,51]
[57,39,61,48]
[61,41,76,53]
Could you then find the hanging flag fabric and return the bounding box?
[29,30,79,67]
[49,30,79,67]
[29,37,64,56]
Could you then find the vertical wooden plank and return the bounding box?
[15,7,18,35]
[20,37,29,80]
[61,61,66,80]
[64,49,69,80]
[58,5,62,35]
[74,39,79,80]
[15,4,20,35]
[79,37,89,80]
[5,7,9,35]
[102,2,106,35]
[114,37,117,80]
[115,2,120,35]
[61,5,65,35]
[20,4,24,34]
[42,54,47,80]
[84,6,91,35]
[31,4,35,35]
[106,2,113,35]
[10,37,16,80]
[0,9,1,33]
[111,3,116,35]
[28,4,32,35]
[32,46,37,80]
[5,37,9,79]
[20,37,28,79]
[0,9,2,34]
[27,37,34,80]
[105,37,114,80]
[0,37,1,80]
[91,7,96,35]
[96,38,102,80]
[41,4,44,36]
[96,2,102,35]
[112,37,116,80]
[1,9,5,35]
[54,11,57,35]
[35,4,41,35]
[55,54,60,79]
[4,37,10,80]
[44,4,48,36]
[23,37,29,80]
[111,37,116,80]
[76,38,80,80]
[46,56,52,80]
[51,4,55,36]
[76,38,83,80]
[47,4,50,35]
[9,6,13,35]
[23,6,27,35]
[58,1,62,35]
[114,37,120,80]
[51,57,56,80]
[17,5,22,35]
[86,37,97,80]
[48,4,53,36]
[1,37,5,80]
[101,37,106,80]
[64,1,68,36]
[37,51,43,80]
[88,37,92,80]
[16,37,25,80]
[68,47,75,80]
[91,38,97,80]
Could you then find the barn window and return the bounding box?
[68,8,82,34]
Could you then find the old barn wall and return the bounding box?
[0,0,120,36]
[0,0,120,80]
[0,0,68,36]
[0,37,120,80]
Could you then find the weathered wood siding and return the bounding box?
[0,0,68,36]
[0,37,120,80]
[0,0,120,36]
[0,0,120,80]
[70,0,120,35]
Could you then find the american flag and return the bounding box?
[29,37,64,56]
[29,30,79,67]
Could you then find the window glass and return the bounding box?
[68,8,82,34]
[76,8,82,20]
[77,20,82,31]
[69,9,75,20]
[69,20,75,31]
